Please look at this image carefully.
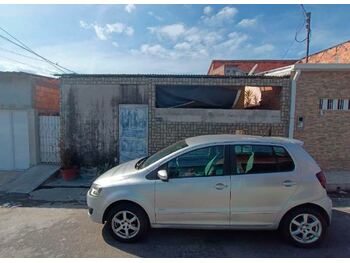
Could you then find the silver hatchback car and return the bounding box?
[87,135,332,247]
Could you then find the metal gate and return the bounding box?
[119,104,148,163]
[39,116,60,164]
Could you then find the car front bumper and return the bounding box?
[86,192,105,224]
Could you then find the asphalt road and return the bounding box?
[0,201,349,257]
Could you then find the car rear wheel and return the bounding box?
[106,203,149,243]
[280,207,327,248]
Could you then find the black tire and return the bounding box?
[279,207,327,248]
[106,203,149,243]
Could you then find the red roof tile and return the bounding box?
[208,59,298,75]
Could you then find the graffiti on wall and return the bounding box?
[119,104,148,163]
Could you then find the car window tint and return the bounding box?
[273,146,295,172]
[234,145,294,174]
[168,146,225,178]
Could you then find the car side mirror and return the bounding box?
[157,170,168,181]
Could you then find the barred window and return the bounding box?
[338,99,344,110]
[319,99,323,110]
[327,99,333,110]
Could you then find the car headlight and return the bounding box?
[89,184,102,197]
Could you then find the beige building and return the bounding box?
[265,64,350,174]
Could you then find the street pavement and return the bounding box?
[0,197,349,258]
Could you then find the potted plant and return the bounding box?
[60,148,79,181]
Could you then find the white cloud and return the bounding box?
[202,6,238,26]
[112,42,119,48]
[93,24,108,40]
[80,20,134,40]
[238,18,257,27]
[148,11,163,21]
[125,26,134,36]
[137,44,174,59]
[148,23,186,41]
[79,20,90,29]
[174,42,191,50]
[203,6,212,15]
[132,42,209,60]
[254,44,274,54]
[217,6,238,20]
[214,32,249,52]
[125,4,135,13]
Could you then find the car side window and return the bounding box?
[273,146,295,172]
[233,145,294,175]
[167,145,225,178]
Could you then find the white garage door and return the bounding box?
[0,110,30,170]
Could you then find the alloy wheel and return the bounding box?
[111,210,140,239]
[289,213,322,244]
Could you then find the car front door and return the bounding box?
[155,145,231,225]
[229,144,299,227]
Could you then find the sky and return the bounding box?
[0,4,349,76]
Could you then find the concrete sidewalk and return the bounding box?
[325,171,350,192]
[0,165,60,194]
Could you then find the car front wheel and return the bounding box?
[280,207,327,248]
[106,203,149,243]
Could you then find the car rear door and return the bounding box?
[229,144,299,227]
[155,145,231,225]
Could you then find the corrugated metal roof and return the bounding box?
[59,73,289,79]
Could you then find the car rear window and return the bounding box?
[233,145,295,174]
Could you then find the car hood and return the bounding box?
[93,158,142,186]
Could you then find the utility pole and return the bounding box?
[301,5,311,63]
[305,11,311,63]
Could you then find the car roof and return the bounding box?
[185,134,303,147]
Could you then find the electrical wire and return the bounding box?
[0,54,60,75]
[0,26,76,74]
[0,33,66,73]
[0,46,43,61]
[282,5,308,58]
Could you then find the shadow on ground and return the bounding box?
[101,209,350,258]
[0,192,87,209]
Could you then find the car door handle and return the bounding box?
[215,183,228,190]
[283,180,297,187]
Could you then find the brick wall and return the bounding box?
[35,85,60,115]
[61,75,290,166]
[294,71,350,171]
[148,76,291,154]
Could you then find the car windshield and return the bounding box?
[138,140,188,169]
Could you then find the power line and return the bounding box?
[282,5,311,59]
[0,26,76,74]
[0,33,66,73]
[282,8,307,58]
[0,54,60,75]
[0,46,43,62]
[0,26,75,73]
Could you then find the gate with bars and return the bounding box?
[39,115,60,164]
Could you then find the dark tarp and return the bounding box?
[156,85,239,109]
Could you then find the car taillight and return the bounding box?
[316,171,327,189]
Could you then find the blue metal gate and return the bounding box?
[119,104,148,163]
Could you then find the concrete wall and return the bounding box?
[0,73,34,110]
[294,71,350,172]
[0,72,59,167]
[61,79,148,165]
[61,75,290,166]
